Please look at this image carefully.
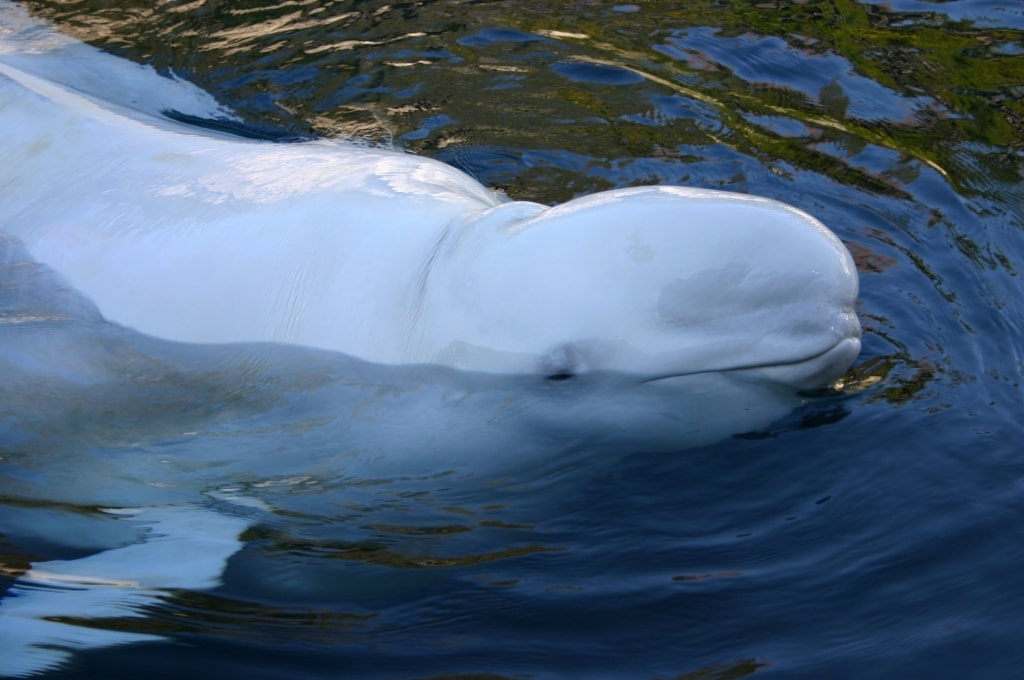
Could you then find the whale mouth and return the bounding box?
[642,335,862,391]
[742,336,862,390]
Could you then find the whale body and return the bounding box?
[0,1,860,390]
[0,1,860,676]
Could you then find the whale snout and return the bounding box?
[766,305,861,389]
[752,333,862,391]
[639,307,861,391]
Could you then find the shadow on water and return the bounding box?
[3,0,1024,678]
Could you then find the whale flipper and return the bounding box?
[0,504,253,678]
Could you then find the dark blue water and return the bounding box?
[3,1,1024,678]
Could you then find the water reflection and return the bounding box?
[21,0,1022,205]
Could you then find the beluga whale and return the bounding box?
[0,1,859,387]
[0,0,861,676]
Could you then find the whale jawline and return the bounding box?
[640,336,862,390]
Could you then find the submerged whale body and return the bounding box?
[0,1,860,676]
[0,221,844,678]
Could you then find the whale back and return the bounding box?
[0,55,506,359]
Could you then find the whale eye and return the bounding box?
[541,344,579,381]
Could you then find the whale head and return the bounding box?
[422,185,860,394]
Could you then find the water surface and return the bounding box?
[3,0,1024,678]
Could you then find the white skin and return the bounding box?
[0,59,859,389]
